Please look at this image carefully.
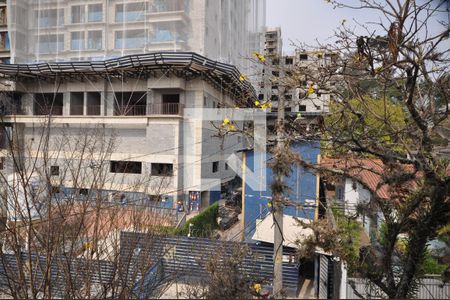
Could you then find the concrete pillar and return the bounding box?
[83,92,87,116]
[63,92,70,116]
[21,94,34,115]
[100,92,105,116]
[104,92,114,116]
[147,89,154,114]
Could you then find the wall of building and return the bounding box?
[1,74,244,209]
[7,0,266,77]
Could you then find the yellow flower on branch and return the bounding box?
[223,118,230,125]
[254,52,266,62]
[239,74,246,81]
[308,85,315,95]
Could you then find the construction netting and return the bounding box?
[7,0,265,77]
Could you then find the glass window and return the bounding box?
[38,34,64,54]
[116,2,146,22]
[115,30,146,49]
[35,9,64,28]
[88,4,103,22]
[71,6,85,23]
[87,31,102,49]
[71,32,85,50]
[151,24,175,42]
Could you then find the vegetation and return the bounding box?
[281,1,450,298]
[175,202,220,237]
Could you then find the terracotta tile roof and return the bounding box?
[321,157,418,200]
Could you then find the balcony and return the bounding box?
[149,103,182,115]
[34,106,63,116]
[114,103,183,116]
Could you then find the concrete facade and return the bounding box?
[1,72,244,210]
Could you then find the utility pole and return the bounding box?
[273,75,285,298]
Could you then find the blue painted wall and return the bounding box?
[243,141,320,239]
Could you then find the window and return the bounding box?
[71,5,85,24]
[115,30,146,49]
[225,162,229,170]
[110,161,142,174]
[299,54,308,60]
[88,4,103,22]
[50,166,59,176]
[285,94,292,101]
[151,163,173,176]
[272,71,279,77]
[258,94,264,100]
[285,57,293,65]
[71,32,85,50]
[116,2,146,22]
[38,34,64,54]
[35,9,64,27]
[151,24,176,42]
[0,157,4,170]
[51,186,60,194]
[212,161,219,173]
[299,105,306,111]
[88,31,102,49]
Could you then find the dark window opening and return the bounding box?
[159,94,180,114]
[212,161,219,173]
[258,94,264,100]
[51,186,60,194]
[285,57,293,65]
[50,166,59,176]
[299,54,308,60]
[34,93,64,115]
[272,71,279,77]
[225,162,229,170]
[110,161,142,174]
[114,92,147,116]
[79,188,89,196]
[285,107,292,112]
[151,163,173,176]
[70,92,84,115]
[0,157,4,170]
[299,105,307,112]
[87,92,101,115]
[285,95,292,101]
[271,95,279,101]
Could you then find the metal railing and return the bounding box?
[114,103,183,116]
[149,103,182,115]
[34,106,63,116]
[3,103,184,117]
[114,105,147,116]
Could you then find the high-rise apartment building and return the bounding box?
[0,0,266,215]
[7,0,265,76]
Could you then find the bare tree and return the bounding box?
[0,90,177,298]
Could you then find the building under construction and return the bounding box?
[0,0,266,212]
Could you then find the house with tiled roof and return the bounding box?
[320,157,419,242]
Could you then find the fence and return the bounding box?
[346,276,450,299]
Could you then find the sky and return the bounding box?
[266,0,450,54]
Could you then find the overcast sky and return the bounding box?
[266,0,450,54]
